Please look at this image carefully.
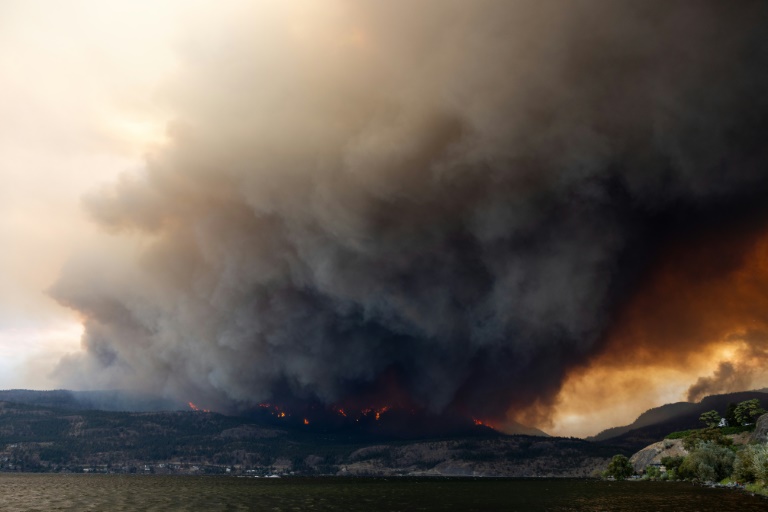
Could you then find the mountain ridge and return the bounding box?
[589,390,768,452]
[1,388,766,475]
[0,397,607,476]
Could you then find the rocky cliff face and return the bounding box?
[629,439,688,473]
[749,413,768,444]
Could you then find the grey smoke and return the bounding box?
[687,330,768,402]
[687,362,753,403]
[50,1,768,421]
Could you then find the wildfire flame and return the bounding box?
[473,418,495,429]
[259,402,289,419]
[253,402,404,424]
[188,402,210,413]
[375,406,390,421]
[361,406,390,421]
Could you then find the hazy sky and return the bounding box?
[0,0,182,384]
[3,1,768,438]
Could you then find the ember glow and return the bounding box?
[6,1,768,438]
[359,407,391,421]
[258,402,290,419]
[187,402,209,413]
[473,418,496,430]
[260,402,397,424]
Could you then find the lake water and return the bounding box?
[0,475,766,511]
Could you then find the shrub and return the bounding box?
[665,430,695,440]
[644,465,661,480]
[720,425,754,436]
[678,442,735,483]
[682,428,732,452]
[661,456,684,473]
[733,444,768,484]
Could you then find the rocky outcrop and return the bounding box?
[629,439,688,473]
[749,413,768,443]
[631,428,759,473]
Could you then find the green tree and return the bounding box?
[725,403,738,427]
[734,399,766,426]
[603,454,634,480]
[699,410,722,428]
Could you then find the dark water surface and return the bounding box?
[0,475,766,511]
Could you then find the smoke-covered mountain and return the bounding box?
[0,395,603,476]
[0,389,184,412]
[0,389,546,438]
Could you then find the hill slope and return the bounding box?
[0,399,606,476]
[590,390,768,452]
[0,389,184,412]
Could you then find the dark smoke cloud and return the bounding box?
[687,362,752,403]
[50,1,768,422]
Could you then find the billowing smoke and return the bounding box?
[687,330,768,402]
[50,1,768,425]
[687,362,751,403]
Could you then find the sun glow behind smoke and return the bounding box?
[0,1,187,388]
[546,228,768,437]
[102,116,171,155]
[0,323,83,389]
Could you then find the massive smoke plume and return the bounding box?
[50,1,768,427]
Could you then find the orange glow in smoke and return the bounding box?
[473,418,495,429]
[536,225,768,437]
[253,402,404,425]
[375,406,389,421]
[359,406,390,420]
[188,402,210,413]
